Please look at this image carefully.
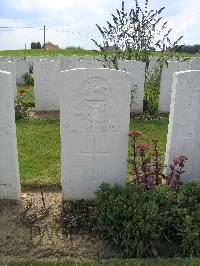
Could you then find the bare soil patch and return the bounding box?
[0,192,117,260]
[27,108,60,120]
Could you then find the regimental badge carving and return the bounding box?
[81,77,111,111]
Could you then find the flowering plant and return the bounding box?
[15,88,32,119]
[18,88,25,94]
[128,131,188,194]
[22,64,34,86]
[164,155,188,195]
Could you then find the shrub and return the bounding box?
[176,183,200,256]
[144,63,162,114]
[57,200,96,235]
[92,1,185,114]
[22,64,34,86]
[15,87,33,119]
[94,131,198,258]
[94,182,200,258]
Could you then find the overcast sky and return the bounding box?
[0,0,199,50]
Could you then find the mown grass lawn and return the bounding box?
[1,258,199,266]
[0,48,199,58]
[16,118,169,185]
[0,48,99,57]
[16,119,60,185]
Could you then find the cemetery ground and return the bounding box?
[1,58,200,265]
[0,258,200,266]
[0,115,187,264]
[2,89,199,264]
[1,115,199,265]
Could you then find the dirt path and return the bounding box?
[0,192,116,260]
[27,108,60,120]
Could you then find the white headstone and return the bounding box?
[40,56,60,61]
[60,68,131,200]
[189,58,200,70]
[60,56,81,71]
[34,60,60,111]
[0,61,17,97]
[27,56,41,64]
[158,61,190,112]
[0,71,20,200]
[147,57,159,74]
[165,70,200,181]
[0,56,11,61]
[15,60,30,85]
[119,60,145,113]
[74,58,104,68]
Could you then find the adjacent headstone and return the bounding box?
[0,56,11,61]
[0,70,20,200]
[60,56,81,71]
[26,56,41,64]
[74,58,104,68]
[60,68,131,200]
[158,61,190,112]
[189,58,200,70]
[147,57,159,74]
[15,60,30,85]
[119,60,145,113]
[165,70,200,181]
[0,61,17,97]
[33,60,60,111]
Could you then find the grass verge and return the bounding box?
[16,118,169,185]
[16,119,60,185]
[0,258,199,266]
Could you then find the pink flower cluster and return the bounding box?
[128,131,142,138]
[173,155,188,165]
[136,143,150,152]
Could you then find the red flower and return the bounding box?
[18,89,25,94]
[173,155,188,165]
[136,143,150,152]
[128,131,142,138]
[180,155,188,161]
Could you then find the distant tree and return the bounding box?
[31,42,36,49]
[30,42,42,49]
[36,42,42,49]
[177,44,200,54]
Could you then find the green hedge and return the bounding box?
[95,182,200,258]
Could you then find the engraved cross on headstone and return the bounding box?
[193,122,200,145]
[80,78,111,180]
[80,136,109,180]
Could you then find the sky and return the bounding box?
[0,0,199,50]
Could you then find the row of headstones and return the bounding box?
[1,56,200,113]
[34,57,200,113]
[34,58,145,113]
[0,67,199,201]
[0,56,145,113]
